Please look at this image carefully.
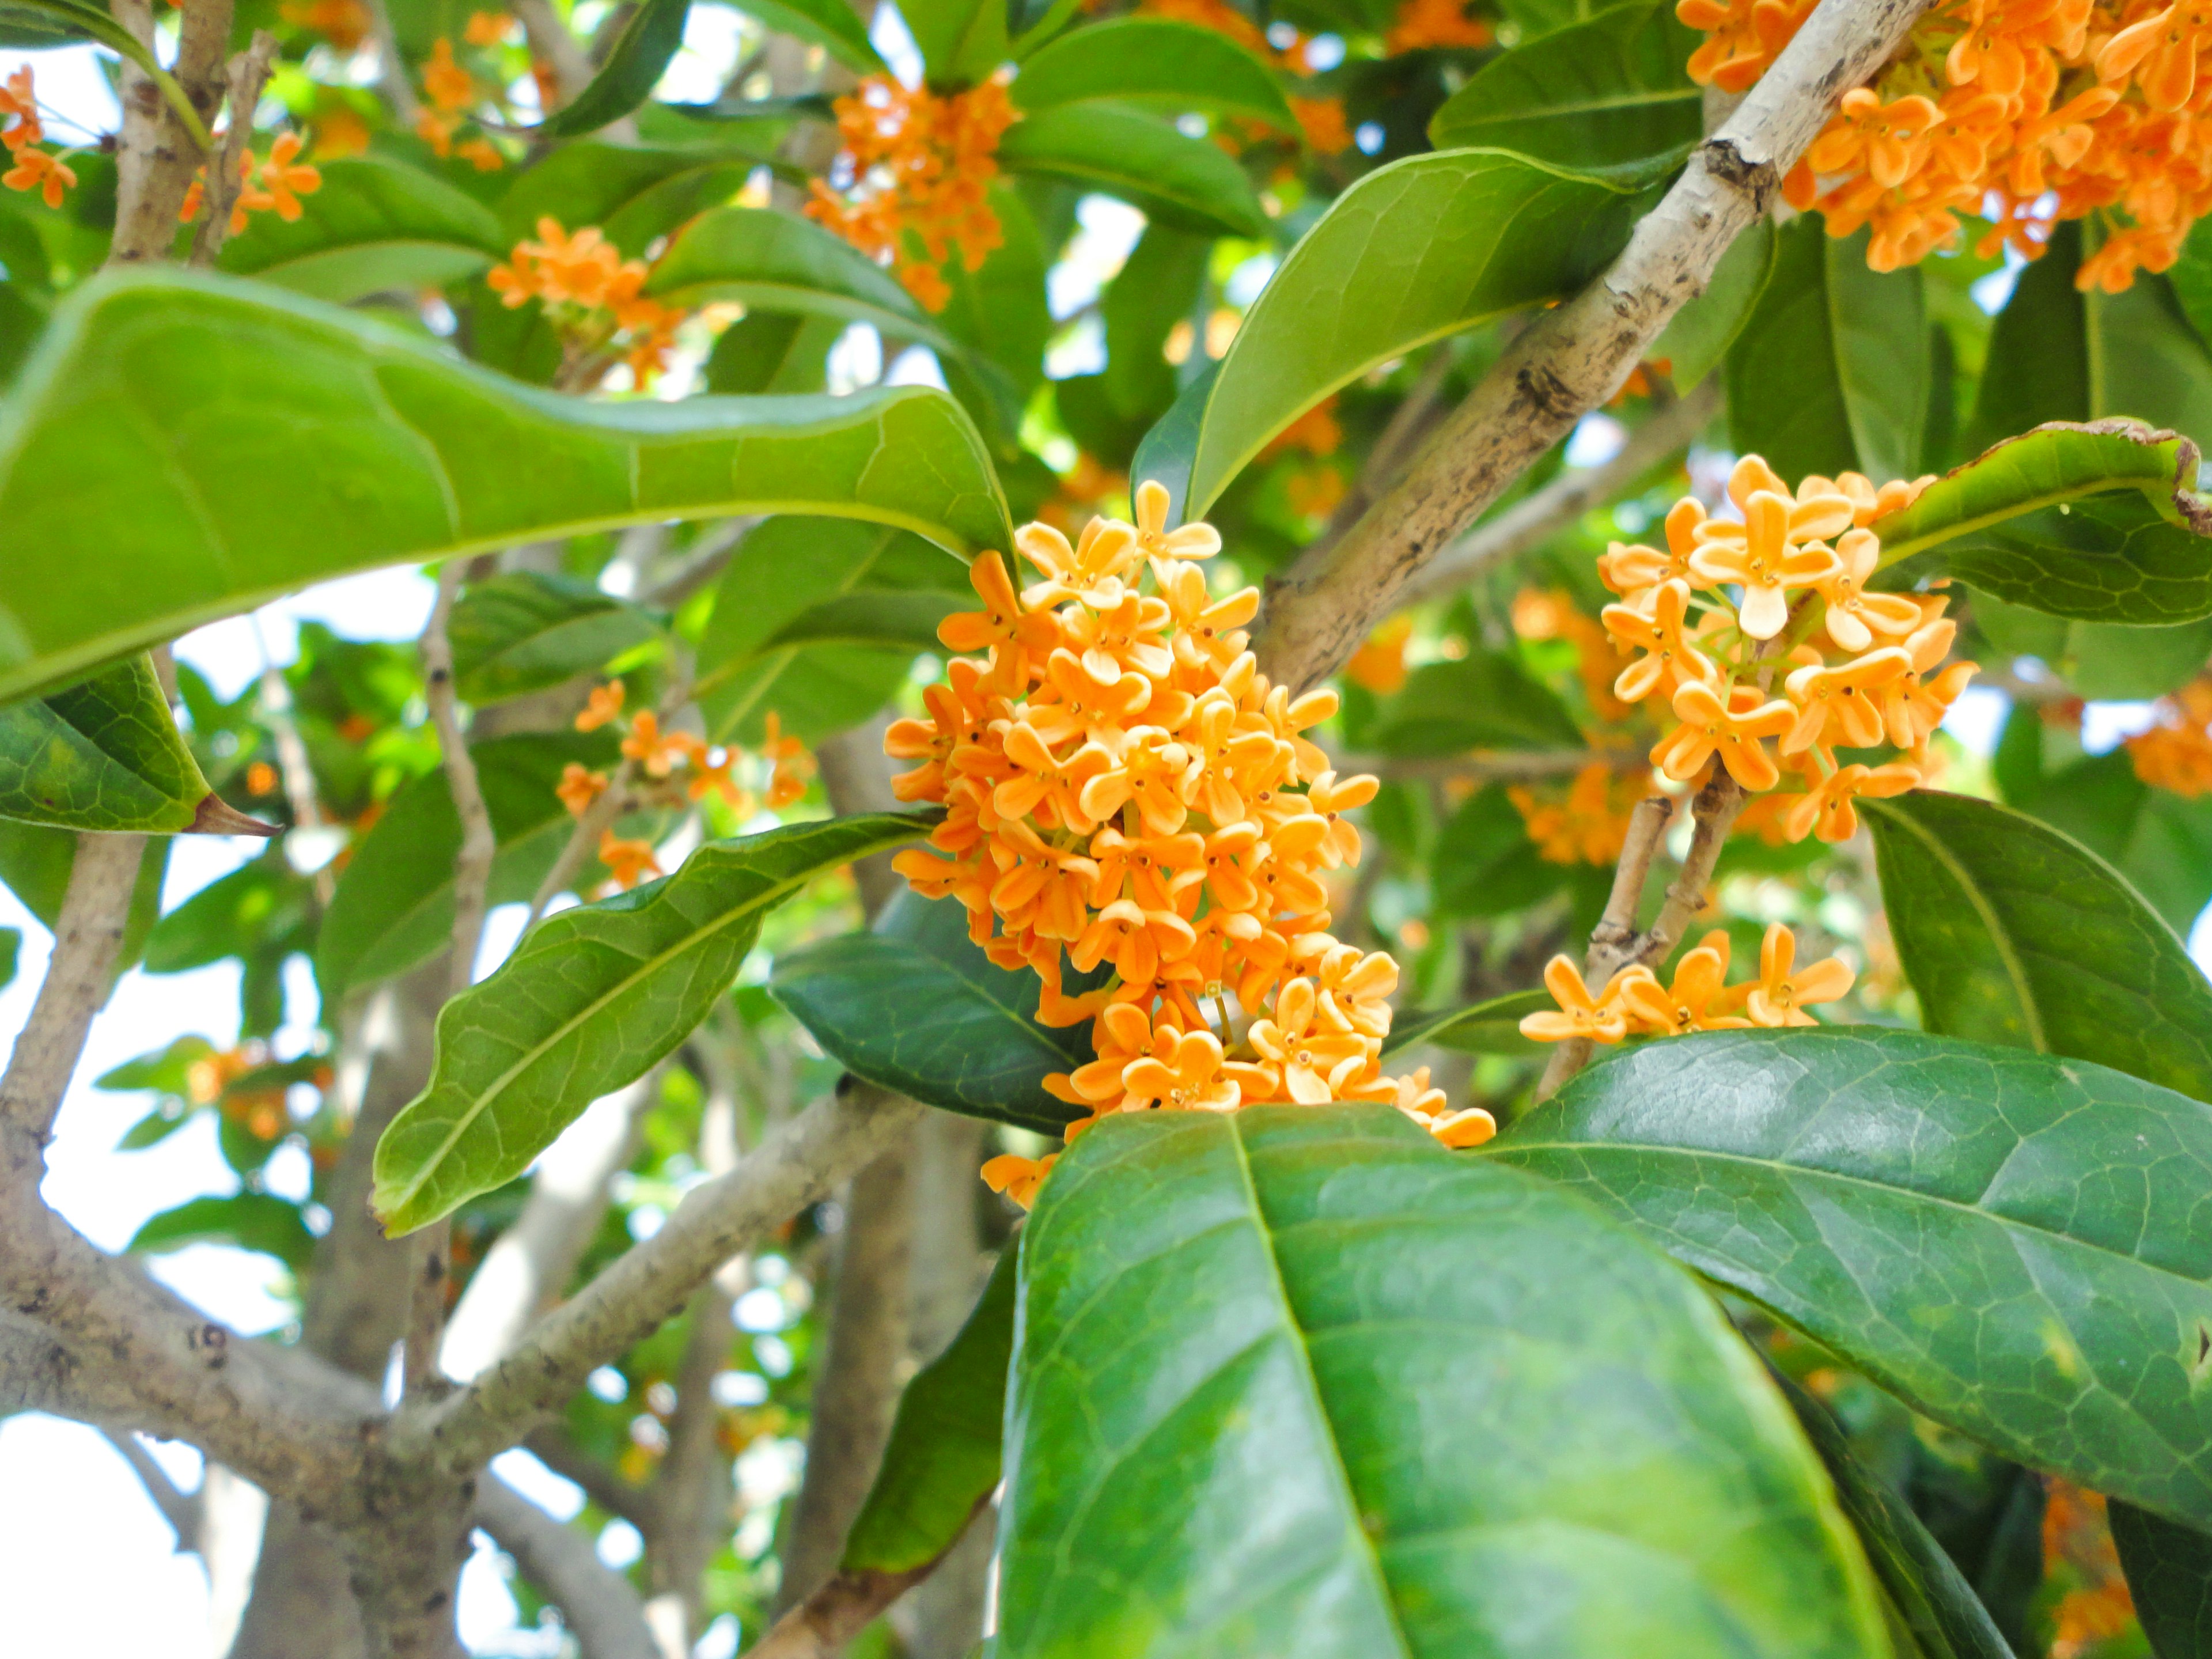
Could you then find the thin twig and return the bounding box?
[362,0,423,123]
[187,31,277,268]
[742,1498,990,1659]
[102,1429,203,1551]
[1342,747,1649,783]
[475,1475,660,1659]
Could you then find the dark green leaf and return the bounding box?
[1103,224,1209,419]
[1363,654,1586,756]
[541,0,691,138]
[646,206,957,350]
[0,653,222,834]
[1495,1028,2212,1529]
[705,310,839,394]
[2013,751,2212,935]
[731,0,887,72]
[770,889,1090,1134]
[842,1245,1016,1573]
[1382,988,1550,1056]
[449,573,663,704]
[1138,150,1653,521]
[318,733,618,1002]
[757,590,961,652]
[219,156,505,302]
[1012,18,1294,129]
[935,183,1053,440]
[1430,781,1570,917]
[1427,0,1700,170]
[495,142,772,259]
[1003,1104,1889,1657]
[1726,217,1926,484]
[1864,789,2212,1103]
[0,268,1009,704]
[127,1192,317,1271]
[997,103,1268,241]
[372,811,934,1232]
[2113,1501,2212,1657]
[1651,213,1775,388]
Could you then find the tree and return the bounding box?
[4,0,2212,1649]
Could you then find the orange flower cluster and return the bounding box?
[180,133,324,235]
[416,35,507,170]
[281,0,372,50]
[487,218,688,383]
[806,74,1018,313]
[1385,0,1494,52]
[1510,763,1649,865]
[569,682,815,846]
[2,67,75,209]
[1598,456,1974,843]
[2125,673,2212,794]
[1522,921,1854,1045]
[888,482,1495,1209]
[1687,0,2212,286]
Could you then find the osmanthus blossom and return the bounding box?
[889,483,1490,1209]
[1522,923,1854,1046]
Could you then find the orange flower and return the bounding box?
[423,37,475,113]
[1121,1025,1241,1112]
[1654,679,1798,792]
[1745,922,1853,1025]
[1385,0,1493,51]
[1290,95,1353,154]
[1520,956,1635,1044]
[282,0,370,47]
[2,66,42,153]
[981,1151,1056,1209]
[759,711,815,808]
[256,132,321,221]
[575,680,626,732]
[598,830,662,891]
[3,143,73,209]
[556,763,607,817]
[1781,646,1912,753]
[1618,931,1748,1035]
[1687,486,1846,639]
[455,137,506,172]
[1778,758,1920,843]
[1604,578,1714,703]
[2126,674,2212,795]
[938,551,1061,688]
[464,7,517,44]
[1345,614,1413,695]
[1131,479,1222,562]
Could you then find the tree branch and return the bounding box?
[0,832,144,1143]
[475,1476,661,1659]
[1252,0,1937,690]
[187,31,278,268]
[1397,378,1723,609]
[743,1499,990,1659]
[523,1429,658,1531]
[103,1427,203,1551]
[107,0,229,267]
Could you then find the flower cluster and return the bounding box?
[180,132,324,235]
[416,33,509,171]
[281,0,373,50]
[2126,674,2212,794]
[806,73,1019,313]
[2,67,75,209]
[1598,456,1975,843]
[487,218,688,384]
[567,681,816,891]
[1521,922,1854,1046]
[1684,0,2212,287]
[1385,0,1495,52]
[888,482,1493,1209]
[1510,762,1650,865]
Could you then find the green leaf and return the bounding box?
[902,0,1011,84]
[935,183,1054,440]
[1652,213,1776,389]
[127,1192,318,1272]
[1871,420,2212,625]
[1382,988,1550,1056]
[0,653,225,834]
[757,590,961,652]
[770,889,1090,1135]
[732,0,887,73]
[541,0,691,138]
[1725,217,1926,484]
[1011,18,1295,129]
[1494,1028,2212,1529]
[0,926,15,993]
[495,142,773,259]
[1430,781,1572,918]
[695,518,968,747]
[646,206,959,351]
[841,1244,1016,1573]
[2014,751,2212,935]
[371,811,934,1233]
[146,847,315,974]
[997,103,1268,242]
[1426,0,1700,170]
[449,573,664,704]
[1136,150,1653,521]
[218,156,506,303]
[705,310,840,395]
[0,268,1010,705]
[317,733,617,1002]
[2112,1501,2212,1657]
[1362,653,1586,756]
[1863,790,2212,1104]
[1003,1104,1889,1657]
[1771,1369,2015,1659]
[1103,224,1210,419]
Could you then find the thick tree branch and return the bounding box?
[476,1476,660,1659]
[107,0,229,267]
[1252,0,1937,690]
[396,1081,921,1474]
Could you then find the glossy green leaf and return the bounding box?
[1872,420,2212,624]
[0,653,224,834]
[219,156,505,302]
[372,811,933,1232]
[997,103,1268,242]
[1382,988,1550,1056]
[1652,213,1777,388]
[1427,0,1700,169]
[541,0,691,138]
[935,184,1054,441]
[1772,1369,2014,1659]
[1012,19,1294,129]
[757,590,961,652]
[2015,751,2212,935]
[842,1244,1016,1574]
[1362,653,1586,756]
[2112,1501,2212,1657]
[317,733,617,1002]
[1430,781,1575,918]
[770,889,1090,1135]
[127,1192,317,1272]
[705,310,840,394]
[1725,217,1926,484]
[448,573,663,704]
[1495,1028,2212,1528]
[495,142,772,259]
[646,206,958,350]
[1003,1104,1888,1657]
[1137,150,1653,521]
[0,269,1010,704]
[1864,790,2212,1103]
[695,518,968,747]
[733,0,887,73]
[1103,224,1209,419]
